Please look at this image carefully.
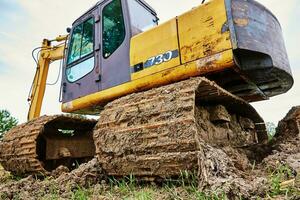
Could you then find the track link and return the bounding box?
[94,77,268,179]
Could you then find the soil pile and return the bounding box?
[196,106,300,199]
[0,158,105,199]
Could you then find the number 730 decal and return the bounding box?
[132,49,179,73]
[144,49,179,68]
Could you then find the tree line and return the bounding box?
[0,110,18,139]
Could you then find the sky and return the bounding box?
[0,0,299,124]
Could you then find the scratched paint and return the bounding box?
[234,18,249,27]
[196,52,222,71]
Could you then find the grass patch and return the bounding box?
[103,172,229,200]
[109,174,137,195]
[162,171,228,200]
[267,164,300,198]
[72,186,91,200]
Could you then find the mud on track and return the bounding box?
[94,77,267,179]
[0,116,96,175]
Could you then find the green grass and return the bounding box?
[108,174,137,195]
[72,186,91,200]
[103,172,229,200]
[161,171,228,200]
[132,190,153,200]
[266,164,300,198]
[2,166,299,200]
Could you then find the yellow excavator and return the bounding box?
[0,0,293,178]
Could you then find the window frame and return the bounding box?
[102,0,126,59]
[66,16,96,83]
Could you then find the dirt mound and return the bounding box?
[0,158,105,199]
[263,106,300,172]
[195,106,300,198]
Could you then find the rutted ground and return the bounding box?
[0,106,300,199]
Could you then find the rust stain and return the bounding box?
[196,53,223,72]
[181,35,225,62]
[234,18,249,27]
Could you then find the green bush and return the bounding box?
[266,122,276,140]
[0,109,18,138]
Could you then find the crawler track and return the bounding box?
[0,116,96,175]
[94,77,268,179]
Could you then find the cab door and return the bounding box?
[99,0,131,90]
[61,9,101,102]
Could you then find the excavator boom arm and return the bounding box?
[27,35,67,121]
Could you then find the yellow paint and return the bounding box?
[129,0,232,83]
[62,49,234,113]
[178,0,232,64]
[55,35,68,42]
[28,38,67,121]
[130,19,180,80]
[42,45,65,61]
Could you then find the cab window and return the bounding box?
[102,0,126,58]
[128,0,158,35]
[66,18,95,83]
[67,18,94,64]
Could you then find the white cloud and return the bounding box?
[0,1,98,122]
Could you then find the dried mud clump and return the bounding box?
[0,158,105,200]
[263,106,300,172]
[196,143,269,199]
[56,158,105,187]
[195,106,300,198]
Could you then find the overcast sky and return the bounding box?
[0,0,299,124]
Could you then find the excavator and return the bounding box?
[0,0,293,179]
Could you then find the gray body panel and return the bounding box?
[99,0,131,91]
[228,0,293,98]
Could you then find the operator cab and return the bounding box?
[61,0,158,104]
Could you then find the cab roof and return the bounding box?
[72,0,157,26]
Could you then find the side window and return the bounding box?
[67,24,83,64]
[66,18,95,83]
[128,0,158,35]
[81,18,94,57]
[102,0,126,58]
[66,57,95,83]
